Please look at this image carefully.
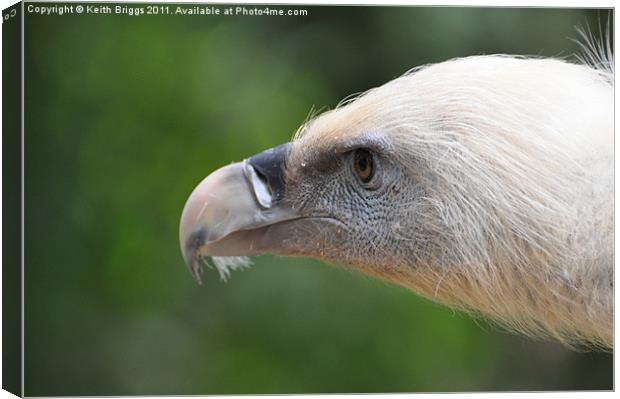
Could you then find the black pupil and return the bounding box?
[355,150,373,182]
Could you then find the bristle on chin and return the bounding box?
[211,256,253,281]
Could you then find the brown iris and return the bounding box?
[353,149,374,183]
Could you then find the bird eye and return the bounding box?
[353,149,375,184]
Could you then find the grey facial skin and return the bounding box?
[179,133,418,285]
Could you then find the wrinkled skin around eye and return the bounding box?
[284,151,437,279]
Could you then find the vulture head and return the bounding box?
[180,55,613,350]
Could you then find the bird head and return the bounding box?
[179,55,613,348]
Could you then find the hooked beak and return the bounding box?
[179,144,302,282]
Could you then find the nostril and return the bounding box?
[246,143,290,205]
[252,167,270,192]
[245,162,274,209]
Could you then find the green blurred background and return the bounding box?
[22,4,612,395]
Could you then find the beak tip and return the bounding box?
[181,228,208,285]
[184,252,205,285]
[190,261,204,285]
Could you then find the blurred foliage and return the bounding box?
[22,4,612,395]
